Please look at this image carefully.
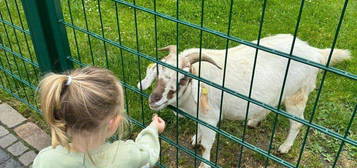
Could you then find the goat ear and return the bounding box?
[191,79,199,104]
[137,63,157,90]
[158,45,177,55]
[190,66,199,104]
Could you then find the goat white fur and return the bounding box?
[138,34,351,168]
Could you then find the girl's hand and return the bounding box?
[151,114,166,133]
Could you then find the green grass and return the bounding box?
[1,0,357,167]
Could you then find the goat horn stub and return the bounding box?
[158,45,177,54]
[186,53,222,70]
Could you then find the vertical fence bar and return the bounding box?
[114,2,133,140]
[114,3,132,125]
[21,0,72,73]
[0,35,16,93]
[0,37,15,94]
[0,9,20,75]
[0,68,15,96]
[332,104,356,167]
[80,0,95,65]
[97,0,109,68]
[152,0,163,166]
[296,1,349,167]
[115,2,129,116]
[237,0,268,166]
[153,0,159,76]
[265,0,306,167]
[214,0,234,165]
[13,0,39,83]
[195,0,205,167]
[0,43,9,88]
[67,0,82,64]
[132,0,145,125]
[175,1,180,167]
[0,66,5,87]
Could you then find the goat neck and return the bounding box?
[177,80,197,113]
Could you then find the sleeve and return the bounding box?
[32,152,43,168]
[129,124,160,167]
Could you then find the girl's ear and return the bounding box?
[108,115,122,132]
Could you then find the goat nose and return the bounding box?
[150,93,162,103]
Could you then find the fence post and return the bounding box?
[21,0,72,73]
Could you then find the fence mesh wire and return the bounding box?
[1,0,356,167]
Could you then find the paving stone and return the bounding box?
[18,151,36,166]
[0,158,23,168]
[14,122,50,150]
[7,141,28,156]
[0,126,9,137]
[0,148,10,164]
[0,134,17,148]
[0,103,26,128]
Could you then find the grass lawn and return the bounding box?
[1,0,356,167]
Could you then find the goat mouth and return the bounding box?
[149,102,167,110]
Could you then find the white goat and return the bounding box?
[137,34,351,168]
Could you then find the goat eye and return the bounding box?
[179,77,188,85]
[167,90,176,99]
[168,90,175,95]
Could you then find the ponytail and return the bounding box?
[38,73,70,149]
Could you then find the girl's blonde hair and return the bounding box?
[38,66,126,149]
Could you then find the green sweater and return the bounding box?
[33,125,160,168]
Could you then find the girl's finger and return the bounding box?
[155,116,160,121]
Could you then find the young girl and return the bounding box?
[33,66,165,168]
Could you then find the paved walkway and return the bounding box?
[0,103,51,168]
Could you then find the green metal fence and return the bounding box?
[0,0,40,113]
[0,0,356,167]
